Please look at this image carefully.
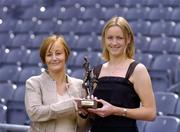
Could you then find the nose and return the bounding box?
[52,53,57,60]
[111,38,118,45]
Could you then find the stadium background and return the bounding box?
[0,0,180,131]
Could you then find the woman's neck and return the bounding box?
[47,70,66,83]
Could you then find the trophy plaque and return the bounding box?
[77,56,98,108]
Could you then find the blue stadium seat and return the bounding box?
[104,8,126,21]
[58,7,82,21]
[71,68,84,79]
[171,8,180,22]
[36,7,59,20]
[19,6,37,20]
[171,38,180,55]
[0,18,16,33]
[134,35,150,52]
[0,65,20,83]
[125,7,144,21]
[98,0,119,7]
[54,20,78,35]
[173,23,180,37]
[18,66,41,84]
[149,54,179,91]
[134,53,153,69]
[142,0,163,7]
[26,50,42,66]
[81,8,105,20]
[0,33,11,49]
[129,20,151,36]
[73,35,94,51]
[167,83,180,97]
[155,91,179,115]
[74,20,100,35]
[145,7,166,21]
[175,98,180,118]
[11,34,30,48]
[14,20,35,34]
[144,115,180,132]
[27,34,47,49]
[162,0,179,7]
[117,0,141,7]
[137,120,146,132]
[148,22,172,37]
[146,37,175,55]
[0,104,6,123]
[5,49,29,66]
[73,51,102,69]
[0,82,14,105]
[33,20,55,34]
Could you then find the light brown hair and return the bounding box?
[39,35,70,64]
[101,16,135,61]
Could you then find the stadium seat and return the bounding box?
[171,38,180,55]
[171,8,180,22]
[27,34,47,49]
[6,99,28,125]
[0,82,15,105]
[144,115,180,132]
[175,98,180,118]
[146,37,175,55]
[125,7,144,21]
[134,52,153,69]
[173,23,180,37]
[58,7,82,21]
[81,8,105,20]
[149,54,179,91]
[0,104,6,123]
[26,50,42,66]
[54,20,78,35]
[155,91,179,115]
[145,7,166,21]
[14,20,35,34]
[0,65,20,83]
[104,8,126,21]
[162,0,179,7]
[5,49,29,66]
[137,120,146,132]
[11,34,30,48]
[142,0,163,7]
[0,18,16,33]
[117,0,141,7]
[148,22,172,37]
[33,20,55,34]
[72,51,102,69]
[73,35,94,51]
[71,68,84,79]
[36,7,59,20]
[134,35,150,52]
[18,66,41,84]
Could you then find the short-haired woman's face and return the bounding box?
[105,26,128,58]
[45,40,66,72]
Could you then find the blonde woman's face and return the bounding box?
[45,40,66,72]
[105,26,128,58]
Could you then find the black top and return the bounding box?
[91,61,140,132]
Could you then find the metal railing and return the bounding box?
[0,123,29,131]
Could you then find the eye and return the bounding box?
[55,52,62,55]
[46,53,52,57]
[107,36,113,40]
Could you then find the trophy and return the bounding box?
[77,56,98,108]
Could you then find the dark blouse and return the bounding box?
[91,61,140,132]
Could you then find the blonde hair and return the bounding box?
[39,35,70,64]
[101,16,135,61]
